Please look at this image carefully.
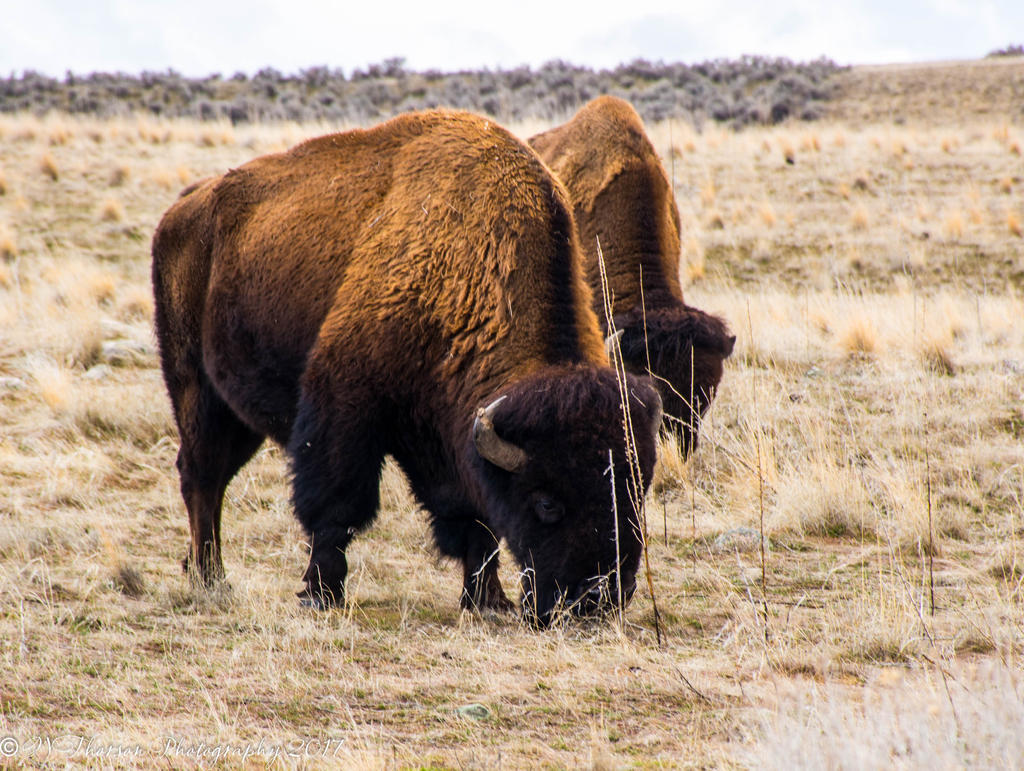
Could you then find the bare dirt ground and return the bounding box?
[0,59,1022,768]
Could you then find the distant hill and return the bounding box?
[824,57,1024,125]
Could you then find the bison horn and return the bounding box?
[605,329,624,360]
[473,395,529,473]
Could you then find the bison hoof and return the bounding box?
[489,592,515,613]
[182,549,225,587]
[460,587,514,614]
[297,588,342,610]
[299,595,327,611]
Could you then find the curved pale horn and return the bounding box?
[473,395,529,473]
[605,329,624,360]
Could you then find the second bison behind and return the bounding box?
[152,110,662,625]
[531,96,734,456]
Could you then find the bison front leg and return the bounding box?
[298,525,352,609]
[429,508,513,612]
[460,519,513,613]
[288,388,385,610]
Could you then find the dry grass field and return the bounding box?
[1,59,1023,768]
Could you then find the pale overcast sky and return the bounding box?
[1,0,1020,78]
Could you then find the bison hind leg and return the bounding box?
[174,377,264,588]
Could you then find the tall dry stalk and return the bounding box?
[925,411,935,616]
[690,341,697,542]
[637,269,669,548]
[609,449,623,626]
[746,299,770,644]
[597,237,662,645]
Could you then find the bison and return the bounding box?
[152,110,663,625]
[530,96,734,456]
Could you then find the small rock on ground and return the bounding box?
[711,527,770,554]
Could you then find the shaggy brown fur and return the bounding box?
[530,96,734,454]
[152,110,661,624]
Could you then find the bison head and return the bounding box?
[470,365,661,625]
[613,306,734,457]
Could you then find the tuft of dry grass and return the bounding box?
[1008,209,1022,237]
[98,197,125,223]
[109,163,131,186]
[112,563,146,597]
[48,125,70,146]
[941,209,965,239]
[704,209,725,230]
[39,152,59,181]
[920,338,956,376]
[116,285,156,320]
[27,356,74,411]
[838,314,878,356]
[69,385,176,447]
[850,203,869,231]
[779,137,795,164]
[988,544,1023,587]
[771,457,874,537]
[86,272,118,305]
[197,126,236,148]
[799,132,821,153]
[0,223,16,260]
[682,235,706,282]
[151,168,177,190]
[68,322,106,370]
[700,177,717,207]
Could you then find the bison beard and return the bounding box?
[529,96,736,456]
[152,109,661,626]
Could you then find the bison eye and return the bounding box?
[533,495,564,524]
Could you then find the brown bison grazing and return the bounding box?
[152,110,662,625]
[530,96,734,455]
